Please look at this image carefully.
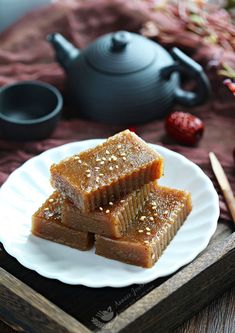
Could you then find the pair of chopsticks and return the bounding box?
[209,152,235,224]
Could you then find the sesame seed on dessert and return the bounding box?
[138,229,143,233]
[106,209,110,213]
[99,207,103,211]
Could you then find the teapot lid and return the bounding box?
[84,31,156,74]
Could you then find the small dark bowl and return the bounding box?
[0,81,63,141]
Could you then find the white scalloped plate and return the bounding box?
[0,140,219,287]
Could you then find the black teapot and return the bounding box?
[48,31,210,124]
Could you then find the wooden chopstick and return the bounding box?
[209,152,235,224]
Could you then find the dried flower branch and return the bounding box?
[219,63,235,79]
[223,78,235,95]
[140,0,235,81]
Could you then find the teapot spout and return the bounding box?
[47,33,80,71]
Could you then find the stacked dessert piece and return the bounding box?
[32,130,192,268]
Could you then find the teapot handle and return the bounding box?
[160,47,210,107]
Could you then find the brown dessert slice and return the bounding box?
[50,130,163,213]
[61,183,151,238]
[32,192,94,251]
[95,185,192,268]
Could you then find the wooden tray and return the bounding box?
[0,219,235,333]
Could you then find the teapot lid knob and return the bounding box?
[85,31,156,74]
[111,31,131,51]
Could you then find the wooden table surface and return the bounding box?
[1,285,234,333]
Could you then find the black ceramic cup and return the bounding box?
[0,81,63,141]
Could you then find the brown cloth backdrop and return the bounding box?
[0,0,234,223]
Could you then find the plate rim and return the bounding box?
[0,139,220,287]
